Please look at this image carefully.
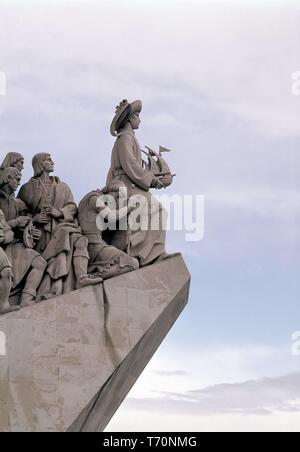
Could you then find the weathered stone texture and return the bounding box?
[0,254,190,432]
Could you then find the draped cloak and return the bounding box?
[106,130,167,266]
[18,177,88,295]
[0,190,42,290]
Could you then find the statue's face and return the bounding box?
[8,173,21,192]
[130,112,141,130]
[14,158,24,172]
[43,155,54,173]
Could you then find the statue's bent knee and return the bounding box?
[32,255,47,271]
[74,236,89,258]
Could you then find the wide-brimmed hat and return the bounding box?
[110,99,142,136]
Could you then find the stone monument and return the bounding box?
[0,99,190,432]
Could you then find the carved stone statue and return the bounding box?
[0,167,47,306]
[0,152,25,173]
[106,99,173,267]
[0,209,20,314]
[78,181,139,280]
[0,100,177,317]
[18,153,102,298]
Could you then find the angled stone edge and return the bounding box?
[69,278,190,432]
[0,254,190,432]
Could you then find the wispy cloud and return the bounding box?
[0,1,299,432]
[127,372,300,416]
[105,343,300,431]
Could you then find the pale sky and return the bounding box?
[0,0,300,432]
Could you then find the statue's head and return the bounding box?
[0,152,24,172]
[32,153,54,177]
[128,111,141,131]
[110,99,142,136]
[0,167,21,192]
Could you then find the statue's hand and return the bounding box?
[45,207,63,219]
[151,177,165,190]
[32,228,42,241]
[161,174,173,187]
[33,213,51,224]
[15,216,31,229]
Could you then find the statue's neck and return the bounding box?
[121,122,134,134]
[38,171,51,181]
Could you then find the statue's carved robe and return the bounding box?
[0,210,13,273]
[18,177,75,252]
[42,219,88,285]
[0,190,43,292]
[18,177,88,295]
[106,130,166,266]
[0,247,11,274]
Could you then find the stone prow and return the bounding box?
[0,254,190,432]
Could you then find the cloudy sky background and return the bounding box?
[0,0,300,431]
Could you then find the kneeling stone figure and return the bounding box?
[78,184,139,280]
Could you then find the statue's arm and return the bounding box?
[7,199,31,229]
[1,222,14,245]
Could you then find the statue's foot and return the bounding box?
[76,274,103,289]
[102,258,139,280]
[0,304,21,315]
[20,293,35,307]
[36,293,55,302]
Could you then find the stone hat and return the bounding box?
[110,99,142,136]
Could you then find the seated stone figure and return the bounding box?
[0,167,47,306]
[0,209,20,314]
[78,181,139,280]
[18,153,102,298]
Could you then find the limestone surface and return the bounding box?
[0,254,190,432]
